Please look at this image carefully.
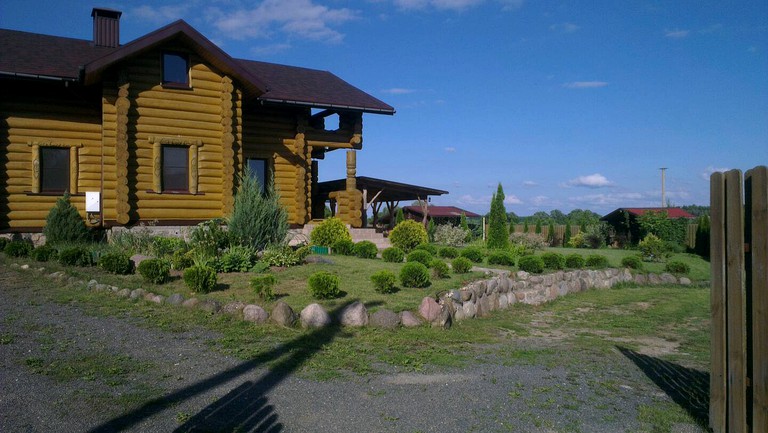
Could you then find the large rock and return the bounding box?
[221,301,246,316]
[129,288,146,300]
[182,298,200,308]
[271,301,296,327]
[648,273,662,285]
[634,273,648,285]
[370,309,400,329]
[660,273,678,284]
[338,301,368,327]
[243,304,269,324]
[199,299,221,314]
[462,300,477,319]
[167,293,185,306]
[432,307,452,329]
[400,311,422,328]
[419,297,441,322]
[300,303,331,328]
[679,277,692,286]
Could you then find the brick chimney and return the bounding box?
[91,8,122,48]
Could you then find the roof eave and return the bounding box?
[258,97,395,115]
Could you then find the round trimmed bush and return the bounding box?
[381,246,405,263]
[430,259,450,279]
[585,254,609,269]
[310,217,351,247]
[406,249,433,266]
[565,254,585,269]
[460,246,485,263]
[137,258,170,284]
[31,245,57,262]
[353,241,378,259]
[370,270,397,294]
[621,255,643,270]
[98,252,134,275]
[541,252,566,270]
[487,250,516,266]
[4,240,33,258]
[308,271,342,299]
[414,243,438,255]
[451,256,473,274]
[58,246,93,267]
[331,239,355,256]
[399,262,431,288]
[183,265,217,293]
[438,246,459,259]
[389,220,428,252]
[665,260,690,275]
[518,255,545,274]
[171,249,194,271]
[251,274,277,301]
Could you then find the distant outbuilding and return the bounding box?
[601,207,695,245]
[403,205,480,226]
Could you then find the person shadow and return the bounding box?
[89,300,378,433]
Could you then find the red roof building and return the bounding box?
[403,205,480,225]
[601,207,696,246]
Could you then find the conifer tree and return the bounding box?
[547,221,556,245]
[395,208,405,225]
[523,221,529,233]
[563,224,572,248]
[460,212,471,242]
[535,219,543,234]
[486,183,509,249]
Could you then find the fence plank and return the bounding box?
[725,169,747,433]
[748,166,768,432]
[710,171,727,433]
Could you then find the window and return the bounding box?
[247,158,268,194]
[40,147,69,193]
[162,146,188,192]
[162,52,189,87]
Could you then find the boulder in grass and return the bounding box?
[243,305,269,324]
[300,303,331,329]
[418,297,441,322]
[370,309,399,330]
[271,301,296,327]
[167,293,185,305]
[338,301,368,327]
[399,311,422,328]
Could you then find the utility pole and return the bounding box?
[660,167,667,208]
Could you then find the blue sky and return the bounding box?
[2,0,766,216]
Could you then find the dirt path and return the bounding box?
[0,267,709,432]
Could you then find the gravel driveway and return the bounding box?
[0,266,709,432]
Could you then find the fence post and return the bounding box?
[710,172,727,433]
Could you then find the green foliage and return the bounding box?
[547,221,556,246]
[389,220,428,252]
[487,250,516,266]
[451,256,473,274]
[310,217,351,247]
[582,223,608,249]
[509,232,548,253]
[261,245,309,267]
[353,241,378,259]
[534,220,542,235]
[541,252,566,270]
[427,219,436,242]
[57,246,93,267]
[460,213,470,240]
[31,245,57,262]
[250,274,277,301]
[438,246,459,259]
[228,169,289,250]
[415,243,438,255]
[170,250,194,271]
[518,255,544,274]
[665,260,691,275]
[565,253,585,269]
[486,183,509,249]
[430,259,450,279]
[43,194,90,245]
[433,224,469,247]
[218,245,257,272]
[637,210,689,245]
[4,240,33,258]
[563,224,572,248]
[308,271,342,299]
[108,226,154,255]
[621,255,644,270]
[98,252,134,275]
[150,237,187,258]
[137,258,170,284]
[399,262,431,288]
[183,265,218,293]
[189,219,230,256]
[638,233,668,262]
[585,254,609,269]
[460,246,485,263]
[370,270,397,294]
[395,208,405,225]
[694,215,710,259]
[381,247,405,263]
[407,249,433,266]
[523,221,529,233]
[0,238,8,251]
[331,239,355,256]
[567,232,585,248]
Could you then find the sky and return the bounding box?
[2,0,766,216]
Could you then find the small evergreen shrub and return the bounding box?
[638,233,667,262]
[250,274,277,301]
[31,245,57,262]
[433,224,469,247]
[370,270,397,294]
[57,246,93,267]
[438,246,459,259]
[487,183,509,249]
[218,245,256,272]
[451,256,473,274]
[518,255,545,274]
[150,236,187,258]
[171,249,194,271]
[541,252,566,270]
[407,249,433,266]
[430,259,450,279]
[310,217,351,247]
[585,254,609,269]
[137,258,170,284]
[98,252,134,275]
[4,240,33,258]
[307,271,341,299]
[227,168,288,250]
[389,220,428,252]
[621,255,643,270]
[183,265,217,293]
[43,194,90,245]
[487,250,516,266]
[665,260,691,275]
[565,254,585,269]
[331,239,355,256]
[414,243,438,255]
[399,262,431,288]
[460,246,484,263]
[381,246,405,263]
[353,241,378,259]
[567,232,586,248]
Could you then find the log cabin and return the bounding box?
[0,8,394,237]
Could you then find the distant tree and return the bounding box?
[395,208,405,225]
[547,221,556,245]
[549,209,568,224]
[694,215,710,259]
[486,183,509,249]
[532,211,550,224]
[563,223,572,248]
[460,212,472,242]
[681,205,710,218]
[534,219,543,234]
[506,211,520,225]
[523,221,529,233]
[427,219,436,242]
[568,209,600,227]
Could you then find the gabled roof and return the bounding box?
[316,176,447,202]
[602,207,695,221]
[404,205,480,218]
[0,20,394,114]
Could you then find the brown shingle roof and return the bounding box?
[404,206,480,219]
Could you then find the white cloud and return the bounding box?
[699,23,722,34]
[444,146,456,153]
[665,29,690,38]
[550,22,580,33]
[498,0,524,11]
[523,180,538,187]
[530,195,551,206]
[504,195,523,205]
[563,173,614,188]
[701,166,730,180]
[382,88,417,94]
[395,0,484,11]
[568,192,645,206]
[250,43,292,56]
[132,4,193,24]
[563,81,608,89]
[457,194,492,206]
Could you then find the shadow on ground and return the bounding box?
[88,300,375,433]
[617,346,709,426]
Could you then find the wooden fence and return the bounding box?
[710,166,767,433]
